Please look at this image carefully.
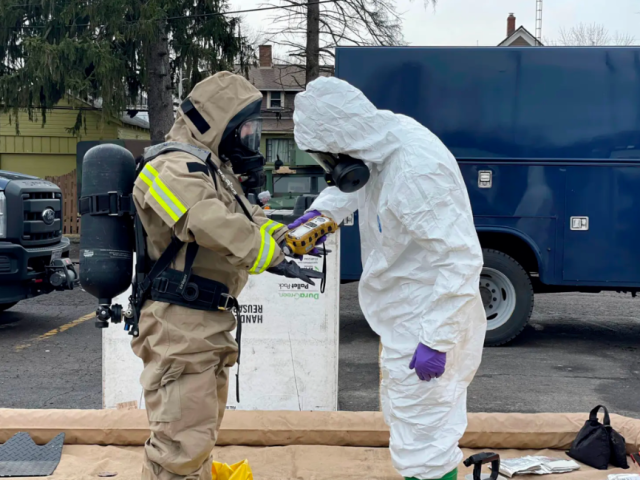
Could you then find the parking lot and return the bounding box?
[1,284,639,417]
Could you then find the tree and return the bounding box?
[263,0,437,85]
[0,0,253,141]
[554,22,635,46]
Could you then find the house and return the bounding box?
[498,13,543,47]
[0,98,149,178]
[246,45,333,167]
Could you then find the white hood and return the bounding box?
[293,77,402,164]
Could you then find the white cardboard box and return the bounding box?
[103,233,341,411]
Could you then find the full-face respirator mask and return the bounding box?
[307,151,370,193]
[218,100,266,193]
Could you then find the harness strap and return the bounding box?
[176,241,199,296]
[78,192,134,216]
[139,236,184,294]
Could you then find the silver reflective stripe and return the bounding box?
[252,235,275,274]
[142,164,187,223]
[152,180,184,220]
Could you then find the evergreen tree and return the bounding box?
[0,0,252,140]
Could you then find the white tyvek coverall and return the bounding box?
[294,77,486,479]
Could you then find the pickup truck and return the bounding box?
[0,170,77,312]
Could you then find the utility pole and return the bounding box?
[535,0,543,45]
[305,0,320,85]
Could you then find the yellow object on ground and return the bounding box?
[212,460,253,480]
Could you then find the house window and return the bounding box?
[273,176,312,194]
[268,91,283,109]
[266,138,295,164]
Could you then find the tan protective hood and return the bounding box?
[167,71,262,157]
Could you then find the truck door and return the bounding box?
[563,165,640,284]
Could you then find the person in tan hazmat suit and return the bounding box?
[131,71,322,480]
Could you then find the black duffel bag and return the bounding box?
[568,405,629,470]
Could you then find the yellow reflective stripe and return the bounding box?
[250,222,285,274]
[141,163,187,223]
[148,188,180,222]
[138,170,153,187]
[250,220,274,274]
[261,223,285,273]
[153,176,187,214]
[268,222,284,236]
[263,238,278,274]
[145,163,159,177]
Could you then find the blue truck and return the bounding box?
[334,46,640,346]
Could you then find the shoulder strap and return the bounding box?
[143,141,211,164]
[176,241,200,296]
[139,236,185,293]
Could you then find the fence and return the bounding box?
[45,170,80,235]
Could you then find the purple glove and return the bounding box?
[287,210,322,230]
[409,343,446,381]
[287,210,326,255]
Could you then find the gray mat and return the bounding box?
[0,432,65,477]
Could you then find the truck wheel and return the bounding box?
[0,302,18,313]
[480,249,533,346]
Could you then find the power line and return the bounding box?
[3,0,344,30]
[169,0,343,20]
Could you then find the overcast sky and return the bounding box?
[231,0,639,48]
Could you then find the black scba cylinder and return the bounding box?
[79,144,136,305]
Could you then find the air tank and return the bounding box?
[79,144,136,306]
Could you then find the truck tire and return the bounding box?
[481,249,533,346]
[0,302,18,313]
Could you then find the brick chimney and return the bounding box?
[259,45,272,68]
[507,13,516,37]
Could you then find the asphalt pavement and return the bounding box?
[1,284,639,417]
[0,288,101,409]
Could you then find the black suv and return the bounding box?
[0,170,77,312]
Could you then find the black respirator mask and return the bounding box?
[218,100,266,193]
[307,151,370,193]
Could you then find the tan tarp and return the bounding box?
[1,409,638,453]
[22,445,638,480]
[1,409,639,480]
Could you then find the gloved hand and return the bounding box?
[286,210,327,256]
[409,343,446,381]
[267,259,325,285]
[287,210,322,229]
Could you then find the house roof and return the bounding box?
[121,112,149,129]
[76,96,150,130]
[498,26,543,46]
[246,64,334,91]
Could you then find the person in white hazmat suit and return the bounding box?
[292,77,486,480]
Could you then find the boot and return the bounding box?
[405,467,458,480]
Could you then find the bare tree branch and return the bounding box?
[261,0,437,78]
[554,22,635,46]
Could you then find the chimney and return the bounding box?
[507,13,516,37]
[259,45,272,68]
